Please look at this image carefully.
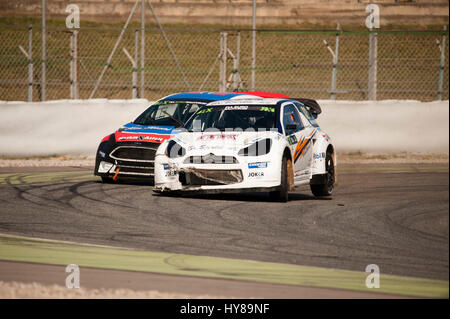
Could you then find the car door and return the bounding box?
[281,103,312,182]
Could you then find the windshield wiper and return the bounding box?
[161,110,185,127]
[133,118,157,125]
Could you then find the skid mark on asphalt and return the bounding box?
[0,167,448,281]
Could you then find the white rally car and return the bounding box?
[153,98,336,202]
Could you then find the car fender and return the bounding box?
[311,131,335,176]
[267,135,292,185]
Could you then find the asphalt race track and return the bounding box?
[0,163,448,281]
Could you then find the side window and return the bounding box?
[180,103,200,123]
[294,102,319,127]
[282,104,304,136]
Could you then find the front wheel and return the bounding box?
[310,149,335,197]
[101,176,114,183]
[269,156,289,202]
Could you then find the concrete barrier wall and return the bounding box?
[318,100,449,154]
[0,99,150,157]
[0,99,448,157]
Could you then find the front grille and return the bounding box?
[116,160,154,168]
[179,169,243,186]
[110,146,156,177]
[110,146,157,162]
[118,166,154,176]
[184,155,238,164]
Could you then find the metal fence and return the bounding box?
[0,25,448,102]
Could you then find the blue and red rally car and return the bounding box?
[95,92,288,182]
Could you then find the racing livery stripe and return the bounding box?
[101,134,111,142]
[163,92,245,101]
[115,132,172,144]
[122,123,175,135]
[293,129,317,163]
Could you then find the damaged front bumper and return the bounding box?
[153,154,280,193]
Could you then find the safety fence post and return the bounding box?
[437,26,447,101]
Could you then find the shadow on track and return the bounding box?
[95,179,154,186]
[95,177,332,202]
[152,191,332,203]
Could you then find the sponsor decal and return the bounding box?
[248,162,268,169]
[197,133,239,141]
[248,171,264,178]
[165,171,177,177]
[125,126,173,131]
[98,150,106,158]
[260,106,275,113]
[118,135,164,142]
[196,108,213,114]
[314,152,326,159]
[115,132,171,144]
[189,145,227,151]
[154,100,186,106]
[224,105,248,110]
[288,135,298,145]
[163,164,177,176]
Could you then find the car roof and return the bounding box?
[161,91,258,102]
[207,98,288,106]
[236,91,291,99]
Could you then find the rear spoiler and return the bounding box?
[292,98,322,118]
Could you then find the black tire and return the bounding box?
[310,149,335,197]
[101,176,114,183]
[269,156,289,202]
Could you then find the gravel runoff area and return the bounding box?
[0,153,448,168]
[0,281,229,299]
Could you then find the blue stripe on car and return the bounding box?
[162,92,244,101]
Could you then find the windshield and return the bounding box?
[133,100,203,126]
[185,105,278,132]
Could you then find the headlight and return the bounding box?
[98,161,114,173]
[238,138,272,156]
[166,140,186,158]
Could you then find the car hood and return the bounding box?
[172,130,282,153]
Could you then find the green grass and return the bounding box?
[0,16,448,102]
[0,171,96,186]
[0,233,448,298]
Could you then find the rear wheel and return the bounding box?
[310,149,335,197]
[270,156,289,202]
